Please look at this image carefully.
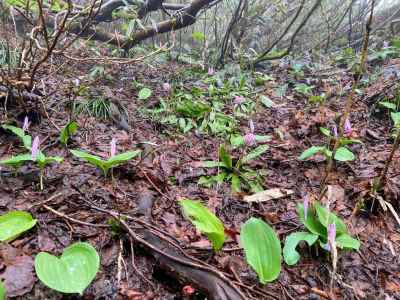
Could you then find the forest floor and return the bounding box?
[1,46,400,300]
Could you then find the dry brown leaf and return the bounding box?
[243,188,294,203]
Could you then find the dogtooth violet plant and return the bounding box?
[282,197,360,266]
[70,138,141,176]
[179,199,281,284]
[0,136,63,190]
[299,118,361,162]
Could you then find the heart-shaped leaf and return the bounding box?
[35,242,100,295]
[283,232,318,265]
[0,280,6,300]
[240,218,281,283]
[0,211,37,242]
[334,147,355,161]
[179,199,225,250]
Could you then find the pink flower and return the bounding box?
[162,82,171,92]
[344,118,352,136]
[303,195,309,220]
[244,133,256,146]
[234,96,245,105]
[325,223,336,252]
[208,67,215,76]
[110,138,117,157]
[31,136,40,160]
[332,126,338,138]
[22,116,29,132]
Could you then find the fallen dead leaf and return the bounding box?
[243,188,294,203]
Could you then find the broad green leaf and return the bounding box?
[335,233,360,250]
[59,121,78,145]
[379,101,397,111]
[2,124,31,149]
[297,203,326,237]
[240,218,281,283]
[179,199,225,250]
[230,135,271,148]
[202,161,224,168]
[319,127,331,137]
[260,95,275,108]
[391,112,400,127]
[70,149,106,173]
[231,174,241,192]
[35,242,100,295]
[0,153,32,167]
[242,145,269,163]
[105,150,141,168]
[219,145,232,168]
[283,232,318,265]
[298,146,325,160]
[334,147,355,161]
[314,203,347,235]
[192,31,205,42]
[0,211,37,242]
[176,100,210,118]
[138,88,152,100]
[0,281,5,300]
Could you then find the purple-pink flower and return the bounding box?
[332,125,338,138]
[244,133,256,146]
[234,95,245,105]
[344,118,352,136]
[31,136,40,161]
[162,82,171,92]
[208,67,215,76]
[22,116,29,132]
[303,195,309,220]
[110,138,117,157]
[325,223,336,252]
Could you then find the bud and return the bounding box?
[303,195,309,220]
[208,67,215,76]
[162,82,171,92]
[31,136,40,161]
[22,116,29,132]
[344,118,352,136]
[110,138,117,157]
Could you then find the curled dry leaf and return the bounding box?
[243,188,294,203]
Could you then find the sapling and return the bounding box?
[70,138,141,177]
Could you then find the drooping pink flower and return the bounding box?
[332,125,338,138]
[325,223,336,252]
[234,95,245,105]
[303,195,309,220]
[244,132,256,146]
[162,82,171,92]
[31,136,40,160]
[208,67,215,76]
[22,116,29,132]
[110,138,117,157]
[344,118,352,136]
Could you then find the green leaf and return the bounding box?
[297,203,326,236]
[231,174,241,192]
[319,127,331,137]
[0,280,5,300]
[391,112,400,127]
[334,147,355,161]
[2,124,31,149]
[202,161,224,168]
[179,199,225,251]
[240,218,281,283]
[379,101,397,111]
[138,88,152,100]
[35,242,100,295]
[59,121,78,145]
[0,211,37,242]
[283,232,318,265]
[0,153,32,167]
[70,149,106,173]
[219,145,232,168]
[335,233,360,250]
[260,95,275,108]
[105,150,141,169]
[242,145,269,163]
[192,31,205,42]
[314,203,347,235]
[298,146,325,160]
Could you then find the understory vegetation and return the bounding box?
[0,0,400,299]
